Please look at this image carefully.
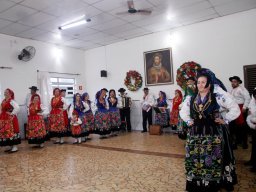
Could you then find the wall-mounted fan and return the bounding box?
[18,46,36,62]
[116,0,152,15]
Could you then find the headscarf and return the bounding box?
[109,89,116,98]
[81,92,91,105]
[73,93,85,112]
[157,91,167,107]
[95,90,101,100]
[6,88,14,100]
[175,90,183,100]
[197,68,227,91]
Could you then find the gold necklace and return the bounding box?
[193,93,212,119]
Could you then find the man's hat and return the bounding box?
[29,86,38,91]
[143,87,149,91]
[118,88,126,92]
[229,76,242,84]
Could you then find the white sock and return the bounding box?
[11,145,18,152]
[78,137,81,143]
[39,143,44,148]
[60,137,64,143]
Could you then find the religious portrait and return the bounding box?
[144,48,173,86]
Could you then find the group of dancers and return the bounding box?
[0,87,132,152]
[1,65,256,192]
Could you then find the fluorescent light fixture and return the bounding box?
[58,15,91,30]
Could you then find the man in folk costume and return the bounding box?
[0,89,20,153]
[229,76,251,149]
[141,87,155,133]
[117,88,132,132]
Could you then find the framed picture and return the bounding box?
[144,48,173,86]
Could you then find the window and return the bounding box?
[50,77,75,105]
[244,64,256,95]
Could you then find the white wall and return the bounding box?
[0,34,86,138]
[84,9,256,100]
[0,34,86,104]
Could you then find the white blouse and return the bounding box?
[141,93,155,111]
[10,100,20,115]
[180,85,241,125]
[230,85,250,109]
[247,97,256,129]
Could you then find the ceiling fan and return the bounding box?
[116,0,152,15]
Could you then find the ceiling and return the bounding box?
[0,0,256,50]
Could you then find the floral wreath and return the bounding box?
[176,61,201,90]
[124,70,143,91]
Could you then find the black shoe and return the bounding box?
[73,141,78,144]
[244,161,253,166]
[141,130,147,133]
[54,141,60,144]
[4,149,11,152]
[128,130,131,132]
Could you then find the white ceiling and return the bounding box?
[0,0,255,50]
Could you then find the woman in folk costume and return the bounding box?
[94,88,110,138]
[81,92,94,140]
[70,110,82,144]
[154,91,168,126]
[170,89,183,129]
[108,89,121,136]
[49,88,68,144]
[246,89,256,172]
[68,93,86,141]
[27,94,48,148]
[180,69,240,191]
[0,89,20,153]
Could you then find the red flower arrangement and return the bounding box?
[176,61,201,90]
[124,70,143,91]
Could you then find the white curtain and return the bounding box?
[37,71,52,109]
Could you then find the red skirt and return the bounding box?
[27,115,46,140]
[170,109,179,126]
[71,125,82,137]
[0,112,20,146]
[235,104,245,125]
[0,112,19,138]
[49,109,67,134]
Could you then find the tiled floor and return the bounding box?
[0,132,255,192]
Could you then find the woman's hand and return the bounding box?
[215,118,226,124]
[187,120,194,126]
